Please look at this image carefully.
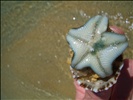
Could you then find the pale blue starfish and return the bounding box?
[66,15,128,78]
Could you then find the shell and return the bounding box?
[66,15,128,92]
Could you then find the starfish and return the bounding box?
[66,15,128,78]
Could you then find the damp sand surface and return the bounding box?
[1,1,133,99]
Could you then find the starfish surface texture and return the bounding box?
[66,15,128,78]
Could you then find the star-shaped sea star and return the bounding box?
[66,15,128,78]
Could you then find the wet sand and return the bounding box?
[1,1,133,99]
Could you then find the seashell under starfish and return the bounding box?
[66,15,128,92]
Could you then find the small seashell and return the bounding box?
[66,15,128,92]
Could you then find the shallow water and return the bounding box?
[1,1,133,99]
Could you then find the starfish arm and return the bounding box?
[102,32,127,46]
[75,54,107,78]
[98,42,128,77]
[66,34,88,67]
[94,15,108,34]
[68,15,108,42]
[84,15,108,35]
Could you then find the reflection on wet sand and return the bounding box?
[1,1,133,99]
